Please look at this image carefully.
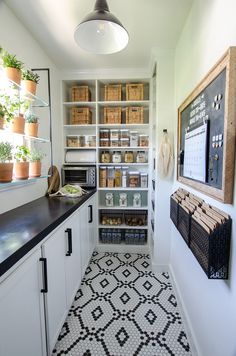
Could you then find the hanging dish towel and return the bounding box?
[157,130,174,178]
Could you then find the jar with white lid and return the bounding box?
[112,151,122,163]
[110,129,119,140]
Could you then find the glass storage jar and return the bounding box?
[140,172,148,188]
[110,129,119,139]
[136,151,146,163]
[119,193,128,207]
[110,138,120,147]
[112,151,122,163]
[129,171,140,187]
[99,167,107,187]
[120,129,129,139]
[125,151,134,163]
[101,151,111,163]
[105,193,114,207]
[115,166,122,187]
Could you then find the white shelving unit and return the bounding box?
[61,78,151,252]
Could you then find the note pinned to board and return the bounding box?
[183,122,208,183]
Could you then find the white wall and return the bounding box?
[150,49,176,269]
[172,1,236,356]
[0,3,62,213]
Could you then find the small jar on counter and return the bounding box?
[139,134,149,147]
[125,151,134,163]
[101,151,111,163]
[100,138,110,147]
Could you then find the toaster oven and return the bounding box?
[62,165,96,188]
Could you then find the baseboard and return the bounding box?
[169,265,201,356]
[151,261,169,273]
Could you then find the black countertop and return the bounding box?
[0,189,96,278]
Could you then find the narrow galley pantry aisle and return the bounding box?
[53,252,193,356]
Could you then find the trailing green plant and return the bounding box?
[1,50,23,70]
[25,113,39,123]
[14,145,30,162]
[0,104,5,117]
[22,69,40,84]
[0,142,13,163]
[29,149,45,162]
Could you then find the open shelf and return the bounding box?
[98,163,149,166]
[63,101,96,107]
[99,224,148,229]
[98,187,148,191]
[98,100,150,107]
[98,146,149,150]
[99,206,148,210]
[64,124,96,129]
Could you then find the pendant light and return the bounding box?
[74,0,129,54]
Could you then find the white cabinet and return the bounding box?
[0,249,46,356]
[80,195,96,275]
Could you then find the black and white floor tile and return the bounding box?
[52,252,192,356]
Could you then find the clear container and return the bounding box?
[125,151,134,163]
[119,193,128,207]
[140,172,148,188]
[120,138,130,147]
[120,129,129,139]
[100,138,110,147]
[129,171,140,187]
[133,193,142,207]
[110,129,119,140]
[105,193,114,207]
[112,151,122,163]
[107,166,115,187]
[130,131,139,147]
[88,135,96,147]
[136,151,146,163]
[122,168,128,188]
[100,129,110,139]
[99,167,107,187]
[101,151,111,163]
[139,134,149,147]
[115,166,122,187]
[110,138,120,147]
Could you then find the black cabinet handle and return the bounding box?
[88,205,93,223]
[40,257,48,293]
[65,228,72,256]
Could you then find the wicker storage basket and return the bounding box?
[71,86,91,102]
[70,107,92,125]
[126,107,144,124]
[105,84,122,101]
[104,107,122,124]
[126,83,144,101]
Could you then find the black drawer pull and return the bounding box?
[88,205,93,223]
[65,228,72,256]
[40,257,48,293]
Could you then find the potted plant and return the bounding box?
[25,113,39,137]
[21,69,40,96]
[3,94,29,134]
[0,142,13,182]
[29,149,45,177]
[1,50,24,85]
[14,145,30,180]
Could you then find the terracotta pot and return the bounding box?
[29,161,41,177]
[21,80,37,96]
[14,161,29,180]
[0,116,5,130]
[10,115,25,134]
[25,122,38,137]
[0,162,13,183]
[4,67,21,85]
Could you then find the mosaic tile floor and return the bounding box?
[52,251,192,356]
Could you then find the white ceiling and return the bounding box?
[5,0,193,71]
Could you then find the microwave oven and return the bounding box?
[62,165,96,188]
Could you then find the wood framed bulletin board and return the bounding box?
[177,47,236,203]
